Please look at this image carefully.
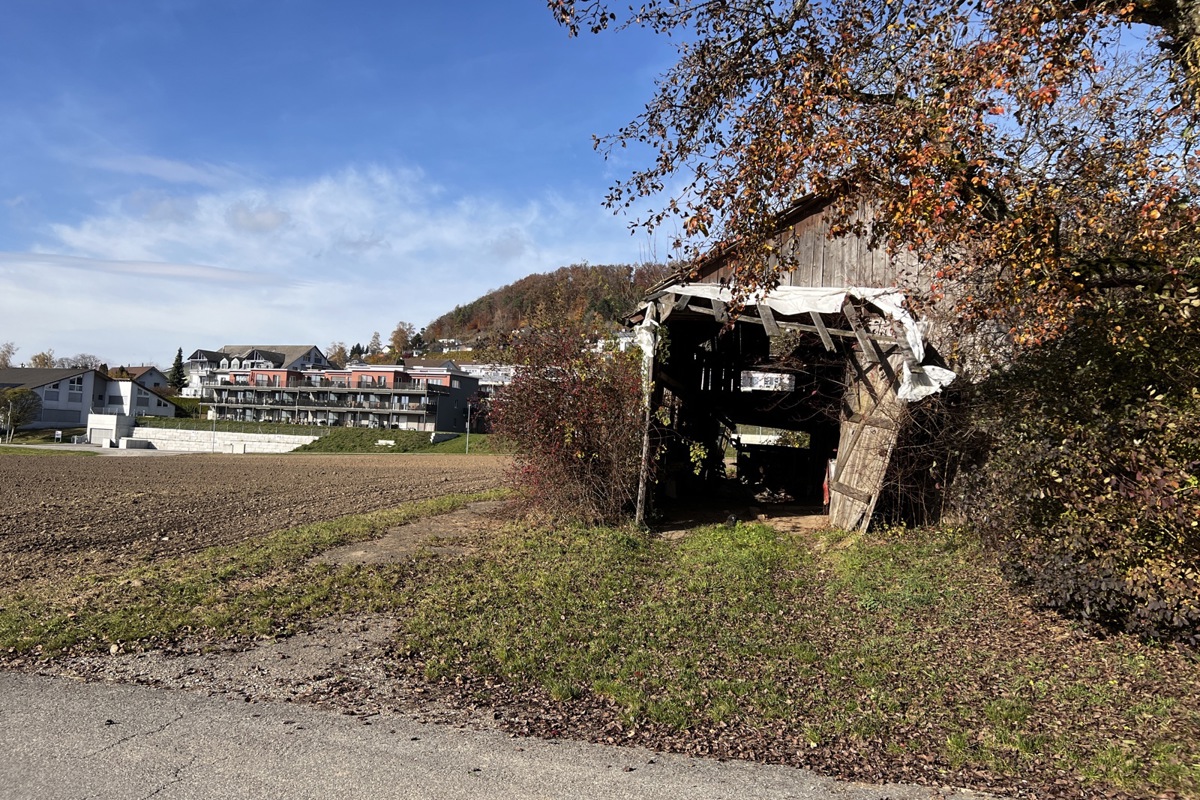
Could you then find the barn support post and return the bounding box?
[634,305,659,528]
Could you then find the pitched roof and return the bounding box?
[401,358,459,370]
[122,366,165,380]
[0,367,93,391]
[219,345,324,368]
[187,349,226,363]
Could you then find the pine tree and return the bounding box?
[167,348,186,392]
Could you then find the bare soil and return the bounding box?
[2,453,512,728]
[0,452,507,583]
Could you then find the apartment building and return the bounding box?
[205,359,478,432]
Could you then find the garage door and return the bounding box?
[88,427,114,445]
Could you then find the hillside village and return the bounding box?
[0,264,651,446]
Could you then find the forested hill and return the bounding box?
[424,263,672,343]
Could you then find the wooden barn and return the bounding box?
[629,197,956,530]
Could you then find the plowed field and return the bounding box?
[0,453,506,582]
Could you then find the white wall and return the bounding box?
[32,371,101,428]
[93,381,174,418]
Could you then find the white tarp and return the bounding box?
[645,284,956,402]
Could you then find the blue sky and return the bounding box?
[0,0,678,366]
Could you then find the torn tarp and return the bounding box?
[642,284,956,402]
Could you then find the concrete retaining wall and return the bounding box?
[128,427,319,454]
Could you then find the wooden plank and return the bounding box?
[841,299,880,362]
[809,311,836,352]
[758,302,781,336]
[712,298,728,323]
[846,411,899,431]
[831,481,873,505]
[755,319,888,341]
[829,352,905,531]
[842,299,897,375]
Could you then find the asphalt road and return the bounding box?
[0,672,992,800]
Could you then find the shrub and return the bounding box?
[958,283,1200,643]
[492,323,645,524]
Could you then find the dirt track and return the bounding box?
[0,453,507,582]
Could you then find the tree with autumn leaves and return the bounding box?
[551,0,1197,342]
[551,0,1199,640]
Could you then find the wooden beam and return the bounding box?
[888,320,928,376]
[758,302,781,335]
[738,314,900,345]
[711,297,728,323]
[809,311,836,352]
[841,299,881,363]
[846,411,899,431]
[831,481,873,505]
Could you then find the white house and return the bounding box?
[0,367,179,431]
[92,379,177,418]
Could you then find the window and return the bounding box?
[108,395,122,406]
[68,375,83,402]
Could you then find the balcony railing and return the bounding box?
[210,397,433,413]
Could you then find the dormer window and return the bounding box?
[220,359,229,369]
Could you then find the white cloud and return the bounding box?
[225,201,291,234]
[87,154,243,188]
[0,251,276,285]
[1,163,660,365]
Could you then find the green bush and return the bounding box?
[170,396,202,417]
[958,284,1200,642]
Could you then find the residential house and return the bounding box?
[92,379,179,418]
[0,367,177,430]
[457,363,515,398]
[122,366,170,392]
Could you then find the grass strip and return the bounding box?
[0,446,96,457]
[398,522,1200,799]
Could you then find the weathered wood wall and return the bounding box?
[695,202,927,291]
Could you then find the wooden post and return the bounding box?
[634,307,659,528]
